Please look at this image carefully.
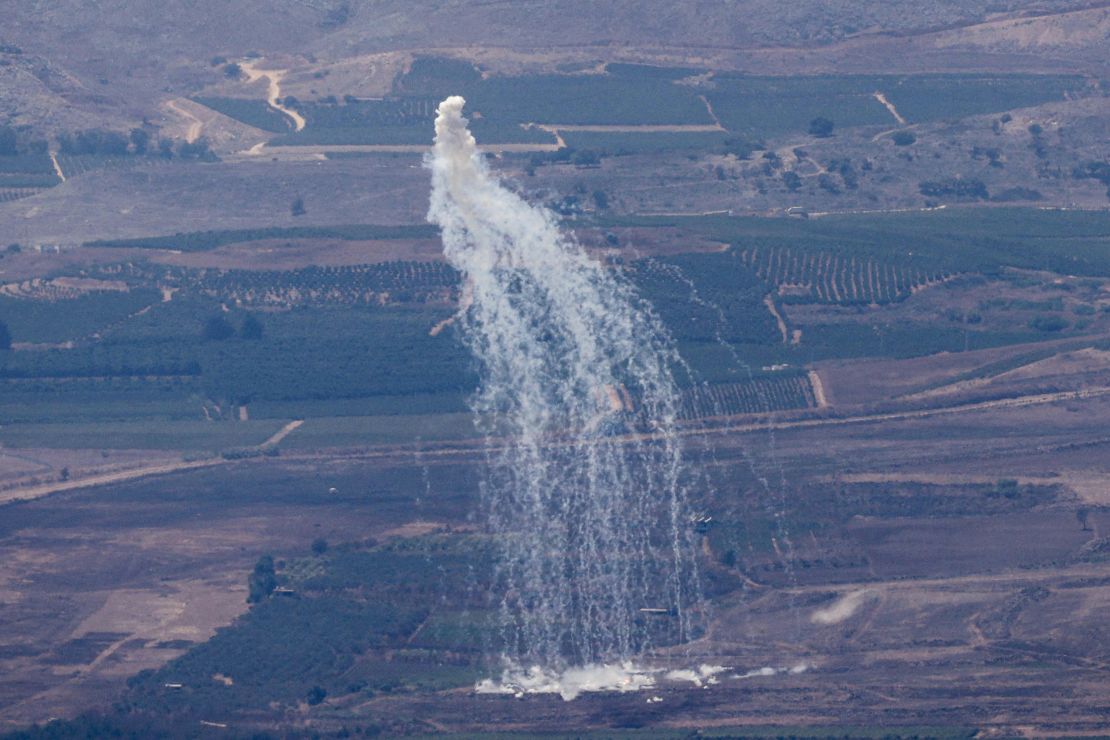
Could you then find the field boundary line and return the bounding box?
[0,458,224,506]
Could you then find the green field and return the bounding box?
[191,96,294,133]
[559,130,732,154]
[0,419,286,450]
[0,154,55,174]
[85,223,439,251]
[0,288,161,344]
[602,207,1110,277]
[281,413,478,448]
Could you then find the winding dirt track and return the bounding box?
[240,61,306,132]
[165,99,204,143]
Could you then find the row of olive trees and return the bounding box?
[57,127,214,160]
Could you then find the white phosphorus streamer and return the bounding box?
[426,96,700,674]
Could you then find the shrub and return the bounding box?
[1028,314,1068,332]
[203,315,235,341]
[247,555,277,603]
[891,130,916,146]
[808,117,834,137]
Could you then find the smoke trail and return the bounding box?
[427,96,700,671]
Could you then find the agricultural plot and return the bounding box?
[606,208,1110,278]
[280,413,479,448]
[734,245,950,305]
[188,261,459,307]
[85,224,438,252]
[0,287,161,344]
[706,75,892,137]
[267,60,711,146]
[191,96,294,133]
[0,418,285,450]
[122,537,493,717]
[273,98,555,146]
[883,74,1088,123]
[0,172,59,188]
[705,74,1085,139]
[559,130,732,154]
[0,153,55,174]
[632,253,780,345]
[0,188,45,203]
[1,382,204,424]
[679,374,817,418]
[53,153,148,179]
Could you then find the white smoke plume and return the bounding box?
[426,96,701,673]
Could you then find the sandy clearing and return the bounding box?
[810,589,876,625]
[2,578,247,724]
[807,370,828,408]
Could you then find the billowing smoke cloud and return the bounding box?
[427,96,701,677]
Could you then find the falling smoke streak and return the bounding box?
[643,258,801,640]
[426,96,701,674]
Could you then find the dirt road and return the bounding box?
[872,91,907,125]
[260,419,303,447]
[0,458,224,506]
[241,61,306,131]
[49,152,65,182]
[165,99,204,143]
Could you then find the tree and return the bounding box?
[247,555,277,603]
[782,171,802,192]
[1077,507,1091,532]
[0,126,17,156]
[808,117,834,138]
[158,139,175,159]
[591,190,608,210]
[223,63,242,79]
[177,137,212,160]
[1028,314,1068,332]
[240,314,264,340]
[891,130,916,146]
[291,196,306,217]
[203,315,235,341]
[311,538,328,555]
[306,686,327,706]
[0,320,10,350]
